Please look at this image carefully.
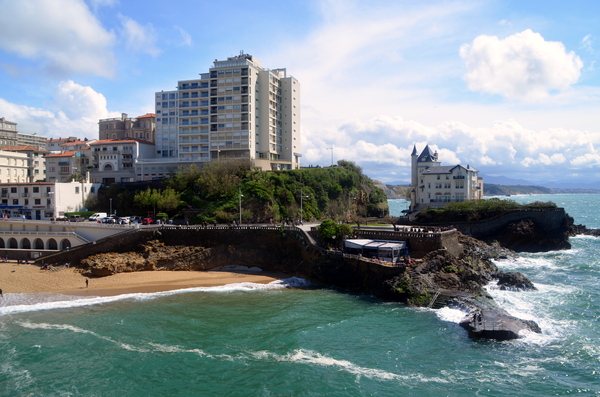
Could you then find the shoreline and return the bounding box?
[0,261,289,297]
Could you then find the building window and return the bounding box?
[35,199,41,205]
[12,199,18,205]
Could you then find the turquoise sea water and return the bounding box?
[1,194,599,396]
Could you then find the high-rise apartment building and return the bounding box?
[153,53,301,172]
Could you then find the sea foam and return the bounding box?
[0,277,311,316]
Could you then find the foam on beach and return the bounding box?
[0,277,311,316]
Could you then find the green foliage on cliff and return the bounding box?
[416,198,557,223]
[167,159,388,223]
[90,160,387,222]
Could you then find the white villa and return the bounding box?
[409,144,483,212]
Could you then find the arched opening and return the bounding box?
[47,238,58,250]
[0,238,4,248]
[60,239,71,250]
[21,238,31,249]
[104,164,113,171]
[34,238,44,249]
[8,238,18,249]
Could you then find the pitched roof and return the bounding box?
[422,164,479,174]
[61,139,94,146]
[136,113,155,119]
[417,145,438,163]
[1,145,49,153]
[44,151,76,158]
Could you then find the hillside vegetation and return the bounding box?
[94,160,388,223]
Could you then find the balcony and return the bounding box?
[453,175,465,179]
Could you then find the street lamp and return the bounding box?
[300,189,309,224]
[109,198,112,216]
[238,187,243,224]
[348,193,356,220]
[327,145,334,166]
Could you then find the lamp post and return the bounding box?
[109,198,112,216]
[327,145,334,166]
[348,193,356,220]
[300,189,309,224]
[238,187,243,224]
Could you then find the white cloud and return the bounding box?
[0,80,119,139]
[119,15,161,57]
[0,0,115,77]
[460,29,583,101]
[174,26,193,47]
[580,34,594,53]
[301,114,600,183]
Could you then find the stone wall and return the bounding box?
[350,229,462,258]
[444,208,567,238]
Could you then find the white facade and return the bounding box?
[0,151,29,183]
[0,181,100,219]
[154,53,301,172]
[410,145,483,211]
[2,146,48,182]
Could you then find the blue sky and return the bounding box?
[1,0,600,187]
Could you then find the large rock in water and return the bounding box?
[495,218,571,252]
[459,308,541,340]
[497,272,537,291]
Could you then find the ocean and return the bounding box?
[1,194,599,396]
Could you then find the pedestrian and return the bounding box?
[85,279,89,288]
[0,288,3,297]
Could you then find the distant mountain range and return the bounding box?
[374,181,600,200]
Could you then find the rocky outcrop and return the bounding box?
[497,272,537,291]
[491,217,572,252]
[569,223,600,237]
[386,233,541,339]
[459,308,542,340]
[80,240,218,277]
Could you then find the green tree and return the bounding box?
[156,188,181,214]
[318,219,338,241]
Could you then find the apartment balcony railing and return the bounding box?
[453,176,465,179]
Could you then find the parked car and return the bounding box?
[89,212,108,221]
[142,217,154,225]
[69,215,85,222]
[99,216,117,224]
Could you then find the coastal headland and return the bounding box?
[32,209,571,340]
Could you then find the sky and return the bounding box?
[1,0,600,187]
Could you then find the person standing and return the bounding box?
[85,279,89,288]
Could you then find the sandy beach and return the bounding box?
[0,261,288,297]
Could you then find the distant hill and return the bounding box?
[483,184,553,196]
[373,182,411,199]
[484,184,600,196]
[375,182,600,200]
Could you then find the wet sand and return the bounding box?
[0,261,288,297]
